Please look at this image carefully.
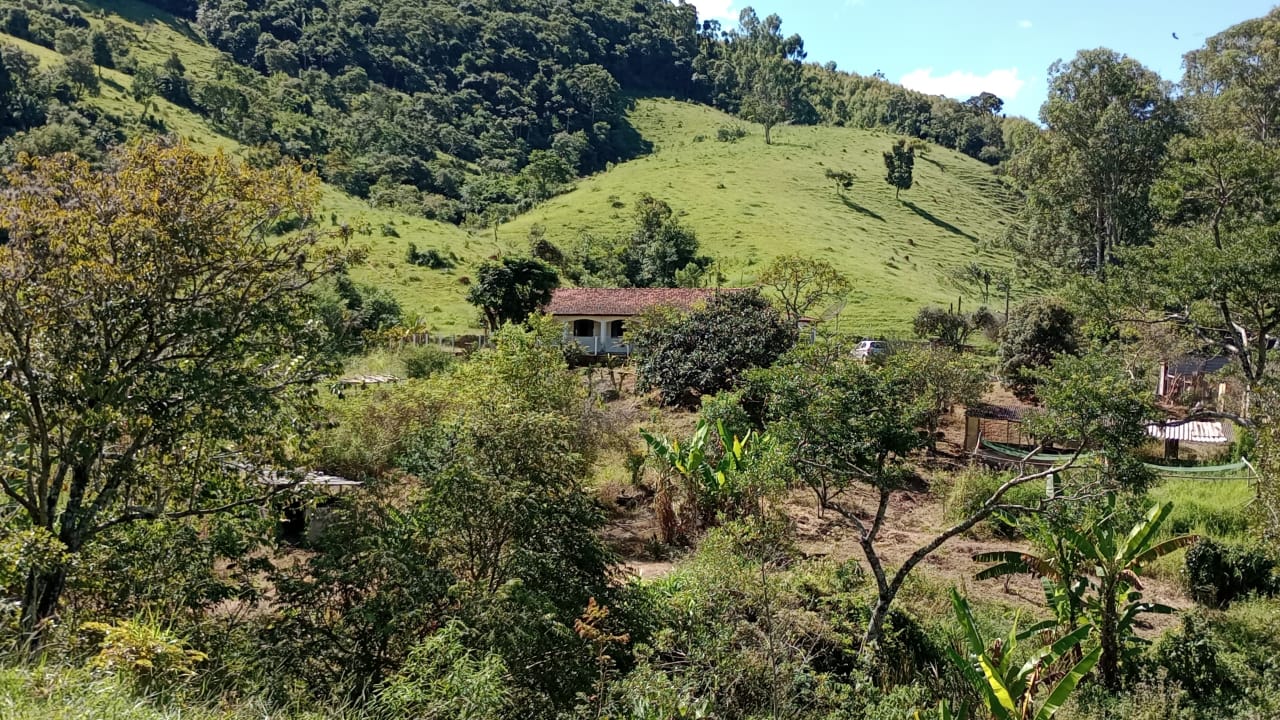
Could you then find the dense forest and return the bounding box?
[0,0,1015,226]
[3,2,1280,720]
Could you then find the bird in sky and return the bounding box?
[1172,31,1180,39]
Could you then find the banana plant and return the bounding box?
[973,514,1090,639]
[973,497,1199,689]
[640,420,771,529]
[942,588,1100,720]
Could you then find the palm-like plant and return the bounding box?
[974,514,1090,637]
[940,588,1100,720]
[974,498,1199,689]
[640,420,772,538]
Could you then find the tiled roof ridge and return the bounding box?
[544,287,740,316]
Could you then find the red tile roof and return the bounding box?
[544,288,734,317]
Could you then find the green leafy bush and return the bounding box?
[1184,538,1278,608]
[715,124,748,142]
[406,243,455,269]
[371,622,511,720]
[79,619,207,695]
[631,289,796,407]
[1153,613,1236,706]
[403,346,456,380]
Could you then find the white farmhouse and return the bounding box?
[544,287,729,356]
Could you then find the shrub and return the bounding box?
[1184,538,1278,608]
[1152,613,1236,706]
[698,390,754,443]
[79,619,207,695]
[716,124,748,142]
[406,243,454,269]
[631,289,796,407]
[912,305,996,349]
[403,346,456,380]
[371,621,511,719]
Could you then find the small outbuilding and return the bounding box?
[1145,420,1230,460]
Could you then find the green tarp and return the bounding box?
[978,440,1254,478]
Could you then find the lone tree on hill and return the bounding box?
[0,140,352,645]
[824,168,855,195]
[883,138,915,199]
[731,8,806,145]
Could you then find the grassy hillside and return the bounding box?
[3,3,1021,335]
[503,99,1020,332]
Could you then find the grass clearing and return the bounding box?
[1149,476,1254,540]
[1143,476,1254,583]
[502,99,1020,334]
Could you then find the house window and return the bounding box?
[610,320,625,339]
[572,319,595,337]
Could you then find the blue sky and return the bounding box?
[685,0,1277,119]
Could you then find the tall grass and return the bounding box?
[0,664,356,719]
[1148,477,1253,540]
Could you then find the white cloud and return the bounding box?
[1018,19,1033,29]
[686,0,736,21]
[899,67,1026,101]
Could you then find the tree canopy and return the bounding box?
[0,139,349,640]
[631,289,795,407]
[467,256,561,332]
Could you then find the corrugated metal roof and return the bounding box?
[1145,421,1229,444]
[1168,355,1231,376]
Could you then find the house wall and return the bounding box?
[553,315,631,355]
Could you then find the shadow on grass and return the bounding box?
[840,195,884,221]
[86,0,202,42]
[903,200,977,241]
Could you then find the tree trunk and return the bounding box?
[1100,580,1119,690]
[20,564,68,649]
[864,590,894,648]
[764,123,772,145]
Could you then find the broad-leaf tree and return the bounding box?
[884,346,990,452]
[0,140,349,642]
[631,289,795,407]
[467,256,560,332]
[882,138,914,199]
[620,194,708,288]
[999,298,1080,402]
[1008,48,1178,279]
[1114,11,1280,397]
[758,254,850,323]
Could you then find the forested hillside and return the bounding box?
[0,0,1027,331]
